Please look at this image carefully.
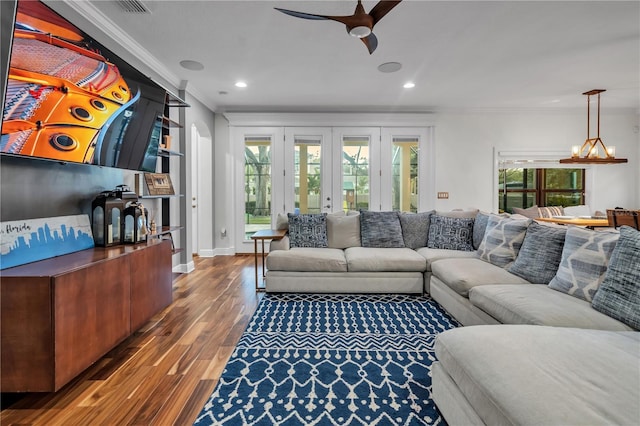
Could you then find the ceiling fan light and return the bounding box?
[349,26,371,38]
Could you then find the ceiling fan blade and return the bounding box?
[369,0,403,26]
[274,8,330,21]
[361,32,378,54]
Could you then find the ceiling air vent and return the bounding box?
[115,0,151,14]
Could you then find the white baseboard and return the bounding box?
[173,261,195,274]
[212,247,236,256]
[197,249,216,258]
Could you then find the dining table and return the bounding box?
[535,216,611,229]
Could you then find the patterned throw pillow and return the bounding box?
[359,211,405,248]
[548,227,619,302]
[508,222,567,283]
[398,211,433,249]
[477,215,531,268]
[427,215,475,251]
[591,226,640,329]
[537,206,565,218]
[288,213,328,248]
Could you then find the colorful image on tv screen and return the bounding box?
[1,0,165,172]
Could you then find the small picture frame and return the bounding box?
[144,173,175,196]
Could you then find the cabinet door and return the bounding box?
[129,240,173,331]
[53,256,131,390]
[0,278,53,392]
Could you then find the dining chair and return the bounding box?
[607,209,640,230]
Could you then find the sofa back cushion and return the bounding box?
[288,213,328,248]
[507,221,567,283]
[548,227,619,302]
[591,226,640,329]
[477,215,531,268]
[327,211,361,248]
[473,211,492,250]
[427,215,475,251]
[398,211,433,249]
[360,210,405,248]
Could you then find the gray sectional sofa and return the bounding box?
[265,208,640,425]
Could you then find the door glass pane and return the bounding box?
[342,137,369,211]
[294,137,322,214]
[244,137,271,239]
[392,137,419,212]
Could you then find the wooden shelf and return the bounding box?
[166,90,190,108]
[139,194,184,200]
[158,148,183,157]
[161,116,182,129]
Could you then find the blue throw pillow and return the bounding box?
[427,215,475,251]
[288,213,328,248]
[360,211,405,248]
[508,221,566,284]
[592,226,640,330]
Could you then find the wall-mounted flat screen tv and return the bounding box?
[1,0,166,172]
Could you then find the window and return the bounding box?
[244,137,272,239]
[294,138,322,214]
[391,137,419,212]
[342,137,370,211]
[499,168,585,213]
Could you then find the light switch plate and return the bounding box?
[437,192,449,199]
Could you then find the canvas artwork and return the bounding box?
[0,214,95,270]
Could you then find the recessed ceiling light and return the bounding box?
[403,82,415,89]
[378,62,402,73]
[235,81,247,88]
[179,60,204,71]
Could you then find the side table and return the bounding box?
[250,229,287,291]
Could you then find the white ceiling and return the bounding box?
[61,0,640,112]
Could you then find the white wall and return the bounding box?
[212,109,639,253]
[432,109,640,212]
[183,94,216,260]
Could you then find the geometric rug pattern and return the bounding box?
[194,293,459,425]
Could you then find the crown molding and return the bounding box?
[47,1,216,112]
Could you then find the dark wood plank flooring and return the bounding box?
[1,255,262,425]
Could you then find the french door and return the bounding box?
[235,126,432,252]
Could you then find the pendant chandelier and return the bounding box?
[559,89,628,164]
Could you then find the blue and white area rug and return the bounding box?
[194,293,459,425]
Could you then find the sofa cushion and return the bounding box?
[472,211,491,250]
[592,226,640,330]
[288,213,328,248]
[469,284,633,330]
[431,258,529,297]
[436,209,479,219]
[435,325,640,426]
[548,227,619,302]
[398,211,433,249]
[359,210,405,248]
[477,215,531,268]
[415,247,478,272]
[507,221,566,284]
[427,215,475,251]
[276,213,289,230]
[327,211,361,249]
[344,247,426,272]
[266,248,347,272]
[511,205,539,219]
[537,205,565,218]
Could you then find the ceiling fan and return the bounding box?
[275,1,403,54]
